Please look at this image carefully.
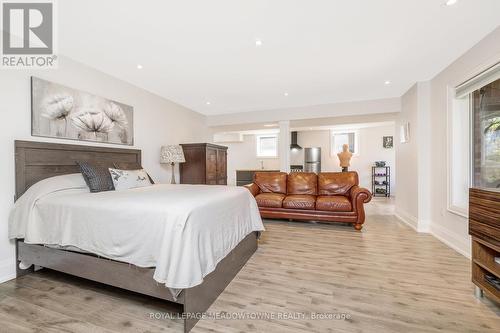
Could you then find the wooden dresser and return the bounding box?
[180,143,227,185]
[469,188,500,302]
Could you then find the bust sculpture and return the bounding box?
[337,144,353,172]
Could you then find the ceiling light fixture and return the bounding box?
[206,101,211,105]
[264,124,277,127]
[284,92,289,96]
[136,64,143,69]
[255,39,263,47]
[384,80,391,85]
[445,0,457,6]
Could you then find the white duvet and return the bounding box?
[9,174,264,289]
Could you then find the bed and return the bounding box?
[10,140,264,332]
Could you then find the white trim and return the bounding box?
[394,209,418,232]
[447,205,468,219]
[417,219,430,233]
[445,86,470,218]
[395,209,471,258]
[395,209,431,233]
[429,223,471,259]
[0,258,16,284]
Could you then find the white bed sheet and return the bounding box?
[9,174,264,289]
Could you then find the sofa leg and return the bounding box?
[354,223,363,231]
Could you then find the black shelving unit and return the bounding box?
[372,166,390,197]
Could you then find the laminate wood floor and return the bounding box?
[1,198,498,333]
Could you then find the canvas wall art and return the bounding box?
[31,77,134,145]
[383,136,393,148]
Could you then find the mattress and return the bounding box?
[9,174,265,290]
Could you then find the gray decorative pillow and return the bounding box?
[77,161,115,193]
[108,168,152,191]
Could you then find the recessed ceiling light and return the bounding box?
[284,92,289,96]
[445,0,457,6]
[384,80,391,85]
[255,39,263,47]
[206,101,211,105]
[136,64,143,69]
[264,124,277,127]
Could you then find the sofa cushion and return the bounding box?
[283,195,316,210]
[316,196,352,212]
[318,172,359,196]
[255,193,286,208]
[287,172,317,195]
[254,172,287,194]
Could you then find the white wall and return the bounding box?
[426,27,500,258]
[0,56,208,282]
[290,125,396,193]
[395,84,420,229]
[395,81,433,232]
[207,98,401,126]
[395,26,500,257]
[223,135,280,185]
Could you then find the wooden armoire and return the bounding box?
[179,143,228,185]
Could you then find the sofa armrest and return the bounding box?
[244,183,260,197]
[349,186,372,230]
[350,185,372,205]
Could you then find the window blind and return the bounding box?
[455,62,500,98]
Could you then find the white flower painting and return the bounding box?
[31,77,134,145]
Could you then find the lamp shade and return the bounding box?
[160,145,185,164]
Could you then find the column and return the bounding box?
[278,120,290,173]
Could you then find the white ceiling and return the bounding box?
[59,0,500,115]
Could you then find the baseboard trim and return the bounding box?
[429,223,471,259]
[394,209,418,232]
[416,219,430,233]
[0,258,16,284]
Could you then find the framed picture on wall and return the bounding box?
[31,77,134,145]
[383,136,393,148]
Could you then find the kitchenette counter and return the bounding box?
[235,169,280,186]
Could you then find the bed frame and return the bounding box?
[14,140,258,332]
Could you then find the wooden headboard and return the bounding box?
[15,140,142,199]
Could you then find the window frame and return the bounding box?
[446,86,472,218]
[256,134,279,158]
[330,130,359,157]
[446,63,500,217]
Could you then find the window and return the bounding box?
[256,134,278,157]
[331,130,358,156]
[471,79,500,189]
[448,62,500,216]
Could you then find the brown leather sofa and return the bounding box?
[245,171,372,230]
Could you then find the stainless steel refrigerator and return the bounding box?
[304,147,321,173]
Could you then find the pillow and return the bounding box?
[108,168,152,191]
[77,161,115,193]
[112,162,155,184]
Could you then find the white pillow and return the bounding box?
[108,168,152,191]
